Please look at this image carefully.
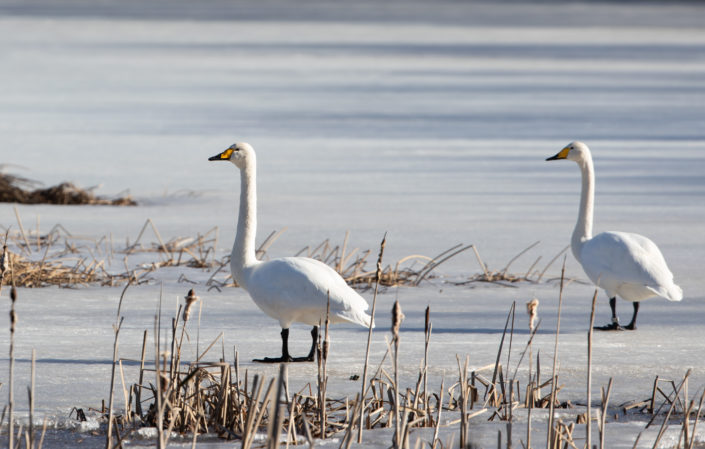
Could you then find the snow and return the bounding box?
[1,0,704,447]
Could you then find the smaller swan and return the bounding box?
[209,142,373,362]
[546,141,682,330]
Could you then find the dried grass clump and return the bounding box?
[293,231,417,288]
[453,241,572,287]
[294,233,478,289]
[124,219,220,271]
[213,235,577,291]
[1,214,221,288]
[1,249,123,287]
[2,214,573,292]
[0,172,136,206]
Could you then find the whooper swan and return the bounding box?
[546,141,682,330]
[209,142,373,362]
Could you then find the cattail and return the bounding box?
[182,289,199,322]
[321,334,329,361]
[526,298,539,332]
[391,300,404,340]
[375,235,386,282]
[158,371,170,392]
[322,295,331,361]
[1,244,8,281]
[10,286,17,332]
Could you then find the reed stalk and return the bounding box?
[358,233,385,443]
[106,316,125,449]
[546,257,566,449]
[652,370,692,449]
[317,295,331,439]
[13,206,31,256]
[422,306,431,426]
[268,364,288,449]
[457,355,469,448]
[525,298,539,449]
[431,377,444,449]
[685,389,705,449]
[586,290,598,449]
[391,300,404,449]
[27,349,35,449]
[599,378,613,449]
[8,286,17,449]
[491,302,515,406]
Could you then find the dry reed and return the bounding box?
[1,215,221,288]
[0,172,135,206]
[8,286,17,449]
[357,233,385,444]
[2,213,575,293]
[546,257,567,449]
[586,290,598,449]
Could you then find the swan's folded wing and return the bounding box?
[580,231,680,300]
[247,257,372,327]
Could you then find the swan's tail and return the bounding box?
[664,283,684,302]
[338,309,375,329]
[650,282,683,302]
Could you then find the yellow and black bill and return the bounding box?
[546,146,570,161]
[208,148,234,161]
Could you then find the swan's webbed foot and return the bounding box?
[594,321,625,331]
[253,355,294,363]
[595,298,626,331]
[253,355,313,363]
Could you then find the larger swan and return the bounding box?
[209,142,373,362]
[546,141,682,330]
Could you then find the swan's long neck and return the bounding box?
[572,155,594,259]
[232,159,259,284]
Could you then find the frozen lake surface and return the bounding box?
[1,0,704,447]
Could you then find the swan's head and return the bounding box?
[208,142,255,169]
[546,141,590,163]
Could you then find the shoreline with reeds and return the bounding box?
[1,229,703,448]
[1,210,575,291]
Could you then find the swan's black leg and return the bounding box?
[291,326,319,362]
[308,326,319,361]
[625,302,639,330]
[254,327,317,363]
[254,328,294,363]
[594,297,625,331]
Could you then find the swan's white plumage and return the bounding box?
[579,231,682,302]
[211,142,373,338]
[243,257,373,328]
[548,141,682,309]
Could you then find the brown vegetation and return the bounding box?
[3,211,568,290]
[2,235,702,448]
[0,172,135,206]
[99,281,703,449]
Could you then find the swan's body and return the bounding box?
[547,141,682,330]
[242,257,372,328]
[209,142,372,362]
[578,231,682,303]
